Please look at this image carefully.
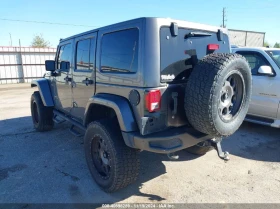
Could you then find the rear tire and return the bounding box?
[84,119,140,193]
[30,91,54,131]
[185,53,252,137]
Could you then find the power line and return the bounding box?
[0,18,100,28]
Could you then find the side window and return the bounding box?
[236,52,269,75]
[101,28,139,73]
[75,38,96,71]
[57,44,72,70]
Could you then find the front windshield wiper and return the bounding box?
[185,32,212,39]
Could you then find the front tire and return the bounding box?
[30,91,54,131]
[84,119,140,193]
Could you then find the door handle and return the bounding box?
[64,76,72,82]
[82,78,94,86]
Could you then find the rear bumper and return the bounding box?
[122,126,212,154]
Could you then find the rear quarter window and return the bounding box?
[100,28,139,73]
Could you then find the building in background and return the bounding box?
[228,29,265,47]
[0,46,56,84]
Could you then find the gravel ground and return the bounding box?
[0,84,280,204]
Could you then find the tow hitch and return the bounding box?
[167,138,229,161]
[211,138,230,161]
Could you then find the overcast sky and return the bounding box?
[1,0,279,47]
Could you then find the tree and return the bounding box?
[31,34,50,48]
[263,41,270,47]
[274,42,280,48]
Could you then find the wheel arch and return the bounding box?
[84,94,138,132]
[31,78,54,107]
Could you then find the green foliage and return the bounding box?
[274,42,280,48]
[31,34,50,48]
[263,41,270,47]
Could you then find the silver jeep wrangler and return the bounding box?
[30,17,252,192]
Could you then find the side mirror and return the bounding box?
[258,66,274,76]
[60,61,70,71]
[45,60,55,72]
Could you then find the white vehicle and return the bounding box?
[232,47,280,128]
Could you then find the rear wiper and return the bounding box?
[185,32,212,38]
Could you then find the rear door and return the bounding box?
[236,51,279,119]
[160,27,230,127]
[160,27,229,83]
[53,41,73,113]
[71,32,97,121]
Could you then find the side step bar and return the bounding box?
[245,118,272,126]
[53,114,66,124]
[245,115,280,128]
[53,110,86,136]
[245,115,274,126]
[69,125,84,137]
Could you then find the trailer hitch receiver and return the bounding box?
[211,138,230,161]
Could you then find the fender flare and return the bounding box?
[84,94,138,132]
[31,78,54,107]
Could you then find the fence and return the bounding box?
[0,46,56,84]
[228,29,265,47]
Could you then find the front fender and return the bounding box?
[84,94,138,132]
[31,78,54,107]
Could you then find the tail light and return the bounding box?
[145,90,161,112]
[207,44,219,51]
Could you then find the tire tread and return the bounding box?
[85,119,140,192]
[31,91,54,131]
[185,53,250,137]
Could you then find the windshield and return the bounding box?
[266,50,280,68]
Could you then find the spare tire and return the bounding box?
[185,53,252,137]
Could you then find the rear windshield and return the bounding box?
[160,27,229,83]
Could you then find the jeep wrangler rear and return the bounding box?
[30,17,252,192]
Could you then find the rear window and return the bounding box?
[100,28,139,73]
[160,27,229,83]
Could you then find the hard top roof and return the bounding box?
[60,17,226,43]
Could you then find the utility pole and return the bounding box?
[18,39,25,83]
[9,33,13,46]
[222,7,227,28]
